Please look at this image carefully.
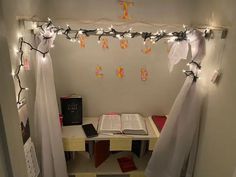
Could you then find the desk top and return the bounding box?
[62,117,160,141]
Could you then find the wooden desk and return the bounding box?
[62,117,160,176]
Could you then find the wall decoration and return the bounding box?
[78,35,86,48]
[23,55,30,71]
[142,40,152,54]
[96,66,104,78]
[18,102,30,144]
[116,66,125,78]
[101,38,109,49]
[12,19,216,106]
[119,0,134,20]
[18,102,40,177]
[140,67,148,81]
[120,39,128,49]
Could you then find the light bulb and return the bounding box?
[47,17,51,21]
[17,32,23,39]
[11,71,15,76]
[183,24,186,29]
[51,44,55,48]
[13,47,18,55]
[57,30,62,35]
[78,30,83,34]
[32,22,37,30]
[97,40,101,44]
[182,70,186,73]
[143,41,146,45]
[109,25,113,30]
[25,88,29,90]
[42,56,46,62]
[116,34,122,40]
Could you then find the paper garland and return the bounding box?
[116,66,125,78]
[140,67,148,81]
[119,0,134,20]
[96,66,104,78]
[101,38,109,49]
[120,39,128,49]
[23,54,30,71]
[96,66,149,81]
[79,35,86,48]
[142,40,152,54]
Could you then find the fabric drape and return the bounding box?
[145,30,205,177]
[34,29,67,177]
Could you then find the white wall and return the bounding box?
[47,0,196,116]
[193,0,236,177]
[0,5,28,177]
[0,0,46,176]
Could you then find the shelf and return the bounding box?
[67,151,151,176]
[62,117,160,151]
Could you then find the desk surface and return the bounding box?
[62,117,160,141]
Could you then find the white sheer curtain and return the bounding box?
[34,28,67,177]
[145,30,206,177]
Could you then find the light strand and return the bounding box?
[13,37,49,105]
[39,19,211,44]
[14,19,211,105]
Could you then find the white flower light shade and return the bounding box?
[168,40,189,72]
[167,30,205,72]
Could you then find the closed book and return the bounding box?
[94,140,110,168]
[152,115,167,132]
[60,95,83,126]
[117,156,137,172]
[132,140,148,158]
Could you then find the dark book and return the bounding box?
[82,124,98,138]
[117,156,137,172]
[152,115,167,132]
[94,140,110,168]
[60,95,83,126]
[132,140,148,158]
[18,103,30,145]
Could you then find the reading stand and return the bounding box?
[62,117,160,177]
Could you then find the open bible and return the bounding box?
[98,114,148,135]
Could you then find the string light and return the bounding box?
[13,37,49,105]
[37,19,192,44]
[12,19,211,105]
[17,32,23,39]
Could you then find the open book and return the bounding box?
[98,114,148,135]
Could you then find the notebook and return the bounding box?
[82,124,98,138]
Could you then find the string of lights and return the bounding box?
[13,37,49,105]
[14,18,208,105]
[38,18,212,44]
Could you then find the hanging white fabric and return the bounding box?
[34,27,68,177]
[168,30,205,72]
[145,30,206,177]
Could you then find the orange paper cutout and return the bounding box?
[116,66,125,78]
[23,56,30,71]
[79,35,86,48]
[119,1,134,20]
[101,38,109,49]
[120,39,128,49]
[96,66,103,78]
[142,40,152,54]
[141,67,148,81]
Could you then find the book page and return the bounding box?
[121,114,147,134]
[99,115,121,133]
